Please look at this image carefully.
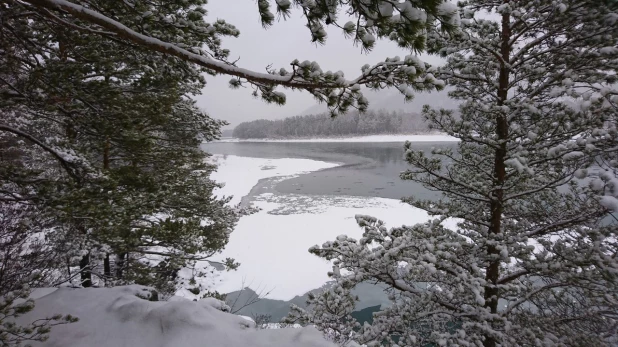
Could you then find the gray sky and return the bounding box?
[194,0,444,129]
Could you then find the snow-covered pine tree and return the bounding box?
[0,0,239,294]
[286,1,618,346]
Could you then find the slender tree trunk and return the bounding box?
[102,139,111,282]
[115,253,125,279]
[60,38,93,288]
[80,253,92,287]
[104,254,111,277]
[101,78,111,284]
[483,5,511,347]
[103,137,110,170]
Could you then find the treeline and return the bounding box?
[232,110,431,139]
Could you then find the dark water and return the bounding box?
[202,141,458,200]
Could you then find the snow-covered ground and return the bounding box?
[216,134,458,143]
[15,285,334,347]
[208,155,452,300]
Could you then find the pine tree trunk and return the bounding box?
[115,253,125,279]
[80,253,92,287]
[483,6,511,347]
[104,254,111,278]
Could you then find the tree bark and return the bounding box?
[115,253,125,279]
[483,5,511,347]
[79,253,92,287]
[103,253,111,278]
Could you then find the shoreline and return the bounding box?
[214,133,459,143]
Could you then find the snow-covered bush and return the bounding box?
[0,286,77,346]
[0,204,78,345]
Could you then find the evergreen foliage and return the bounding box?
[287,1,618,346]
[1,0,238,295]
[17,0,456,115]
[8,0,615,346]
[1,0,458,343]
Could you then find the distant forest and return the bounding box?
[232,110,431,139]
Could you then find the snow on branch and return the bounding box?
[23,0,447,114]
[0,124,83,181]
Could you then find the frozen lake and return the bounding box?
[201,139,460,302]
[202,141,458,201]
[200,138,614,320]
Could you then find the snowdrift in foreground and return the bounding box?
[16,285,334,347]
[217,134,458,143]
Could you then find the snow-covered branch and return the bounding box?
[22,0,447,114]
[0,125,81,181]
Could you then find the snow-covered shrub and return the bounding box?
[0,204,77,345]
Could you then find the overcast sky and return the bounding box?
[194,0,445,129]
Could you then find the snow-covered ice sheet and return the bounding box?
[210,155,339,205]
[216,134,459,143]
[214,194,440,300]
[15,285,334,347]
[172,155,340,301]
[209,155,452,300]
